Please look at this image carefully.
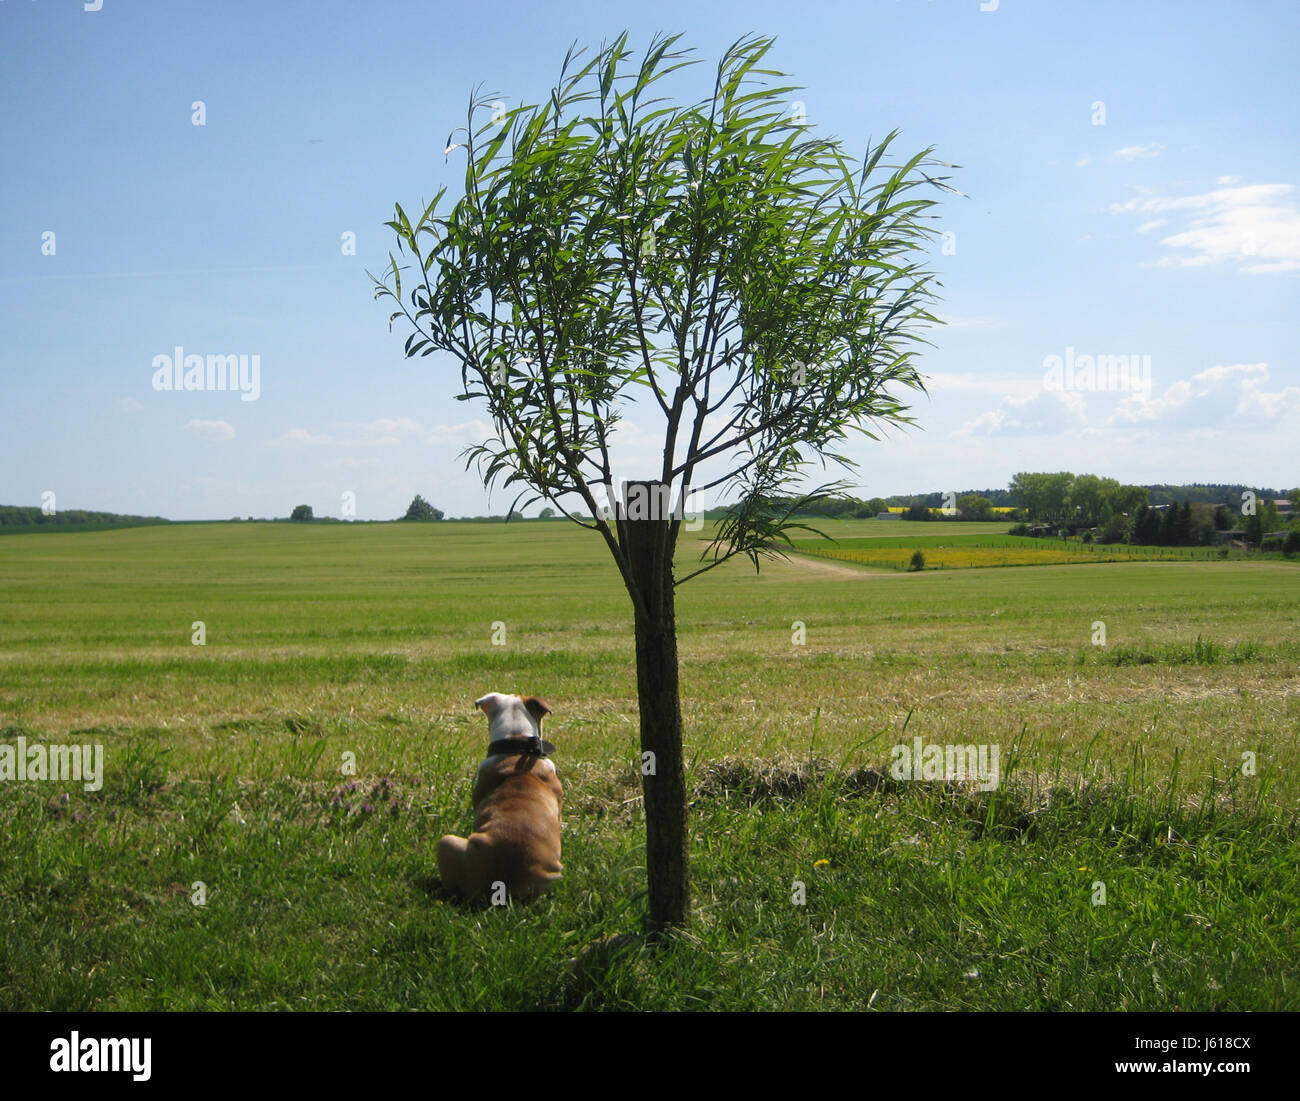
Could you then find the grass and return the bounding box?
[0,521,1297,1009]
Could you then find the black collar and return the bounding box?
[487,736,555,758]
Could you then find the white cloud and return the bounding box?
[273,427,333,446]
[953,390,1086,438]
[1114,144,1165,161]
[1233,368,1300,420]
[185,419,235,440]
[1074,157,1090,168]
[360,417,422,443]
[1136,218,1168,234]
[272,418,430,449]
[953,362,1299,439]
[426,419,493,444]
[1109,363,1299,427]
[1110,182,1300,273]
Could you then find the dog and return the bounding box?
[436,693,563,903]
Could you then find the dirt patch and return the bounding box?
[762,552,896,582]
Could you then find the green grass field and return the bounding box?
[1,521,1297,1009]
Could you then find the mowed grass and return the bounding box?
[0,521,1297,1010]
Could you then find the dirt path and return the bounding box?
[765,552,896,581]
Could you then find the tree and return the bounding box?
[290,505,313,522]
[1068,474,1105,527]
[1159,504,1178,545]
[1189,502,1216,545]
[1098,511,1129,544]
[402,494,445,521]
[1012,471,1070,522]
[958,494,993,521]
[1109,482,1148,518]
[373,33,952,928]
[1132,504,1160,545]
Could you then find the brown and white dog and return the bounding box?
[436,693,563,903]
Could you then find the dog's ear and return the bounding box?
[522,696,552,725]
[474,693,503,716]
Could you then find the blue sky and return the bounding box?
[2,0,1296,520]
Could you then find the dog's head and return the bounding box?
[474,692,552,742]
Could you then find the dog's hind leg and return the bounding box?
[437,834,471,895]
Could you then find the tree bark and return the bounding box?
[623,481,689,929]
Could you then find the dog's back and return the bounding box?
[461,756,563,898]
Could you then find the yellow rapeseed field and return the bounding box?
[812,545,1136,569]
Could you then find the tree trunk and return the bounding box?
[623,482,689,929]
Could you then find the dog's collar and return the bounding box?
[487,736,555,758]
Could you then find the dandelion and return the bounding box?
[813,859,830,868]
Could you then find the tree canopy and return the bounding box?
[374,32,955,604]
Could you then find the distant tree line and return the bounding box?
[1123,499,1297,550]
[1142,483,1285,507]
[888,488,1018,509]
[1126,501,1222,546]
[1008,472,1148,528]
[729,492,1007,521]
[1006,476,1298,549]
[0,506,170,531]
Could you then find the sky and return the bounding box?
[1,0,1296,521]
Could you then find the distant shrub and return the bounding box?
[1097,513,1129,545]
[401,494,445,522]
[907,550,925,572]
[1009,522,1030,536]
